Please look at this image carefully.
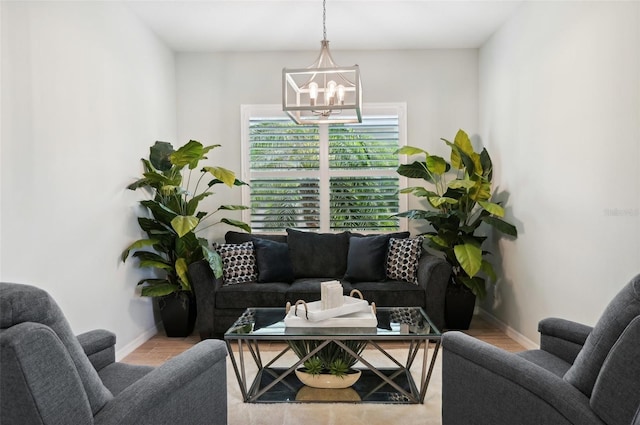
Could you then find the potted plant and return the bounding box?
[396,129,517,329]
[121,140,250,337]
[288,340,368,389]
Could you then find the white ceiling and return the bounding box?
[127,0,523,52]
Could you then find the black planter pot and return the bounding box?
[445,285,476,330]
[158,291,197,337]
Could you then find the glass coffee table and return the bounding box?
[224,306,441,404]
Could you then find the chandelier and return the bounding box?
[282,0,362,125]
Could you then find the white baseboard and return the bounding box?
[477,309,539,350]
[115,322,160,361]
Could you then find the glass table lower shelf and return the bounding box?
[248,366,423,403]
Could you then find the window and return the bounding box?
[241,104,407,233]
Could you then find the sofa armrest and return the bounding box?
[539,318,592,364]
[94,339,228,425]
[416,253,451,331]
[77,330,116,371]
[442,331,606,425]
[188,260,224,340]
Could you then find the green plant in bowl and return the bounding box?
[288,340,367,377]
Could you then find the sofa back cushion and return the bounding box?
[286,229,350,278]
[0,282,113,415]
[590,315,640,425]
[564,274,640,397]
[1,322,94,425]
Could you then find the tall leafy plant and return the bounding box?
[396,129,517,298]
[121,140,250,297]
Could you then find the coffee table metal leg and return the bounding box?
[226,339,249,402]
[419,339,441,404]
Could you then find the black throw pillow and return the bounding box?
[252,238,295,283]
[226,231,287,244]
[343,232,410,282]
[286,229,350,278]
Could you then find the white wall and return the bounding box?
[479,1,640,342]
[176,49,479,241]
[1,2,177,355]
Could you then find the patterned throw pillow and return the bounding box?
[385,237,423,284]
[214,241,258,285]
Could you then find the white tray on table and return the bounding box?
[284,296,377,328]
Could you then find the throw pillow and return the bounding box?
[252,238,295,283]
[344,233,407,282]
[214,241,258,285]
[225,230,287,244]
[286,229,350,278]
[386,237,423,284]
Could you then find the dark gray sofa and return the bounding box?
[189,229,452,339]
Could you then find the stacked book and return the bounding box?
[320,280,344,310]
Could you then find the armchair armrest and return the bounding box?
[189,259,224,340]
[94,339,228,425]
[442,331,606,425]
[77,329,116,372]
[539,318,592,364]
[416,253,451,331]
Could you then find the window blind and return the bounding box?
[245,107,404,233]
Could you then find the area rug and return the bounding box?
[227,348,443,425]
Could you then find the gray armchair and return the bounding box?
[442,274,640,425]
[0,282,228,425]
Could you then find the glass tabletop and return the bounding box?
[224,306,441,340]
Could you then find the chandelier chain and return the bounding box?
[322,0,327,41]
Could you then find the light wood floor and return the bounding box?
[122,316,526,367]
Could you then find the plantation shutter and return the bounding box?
[245,108,404,233]
[328,117,400,230]
[249,118,320,231]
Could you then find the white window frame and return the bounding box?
[240,103,408,233]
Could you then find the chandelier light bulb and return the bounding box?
[337,84,345,104]
[309,82,319,106]
[326,80,337,105]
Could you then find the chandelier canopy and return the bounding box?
[282,0,362,125]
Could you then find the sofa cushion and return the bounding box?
[252,238,295,283]
[350,280,424,307]
[564,274,640,397]
[517,350,573,378]
[225,231,287,244]
[386,237,423,283]
[215,282,289,309]
[344,232,410,282]
[286,229,350,278]
[215,241,258,285]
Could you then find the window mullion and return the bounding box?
[319,124,330,232]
